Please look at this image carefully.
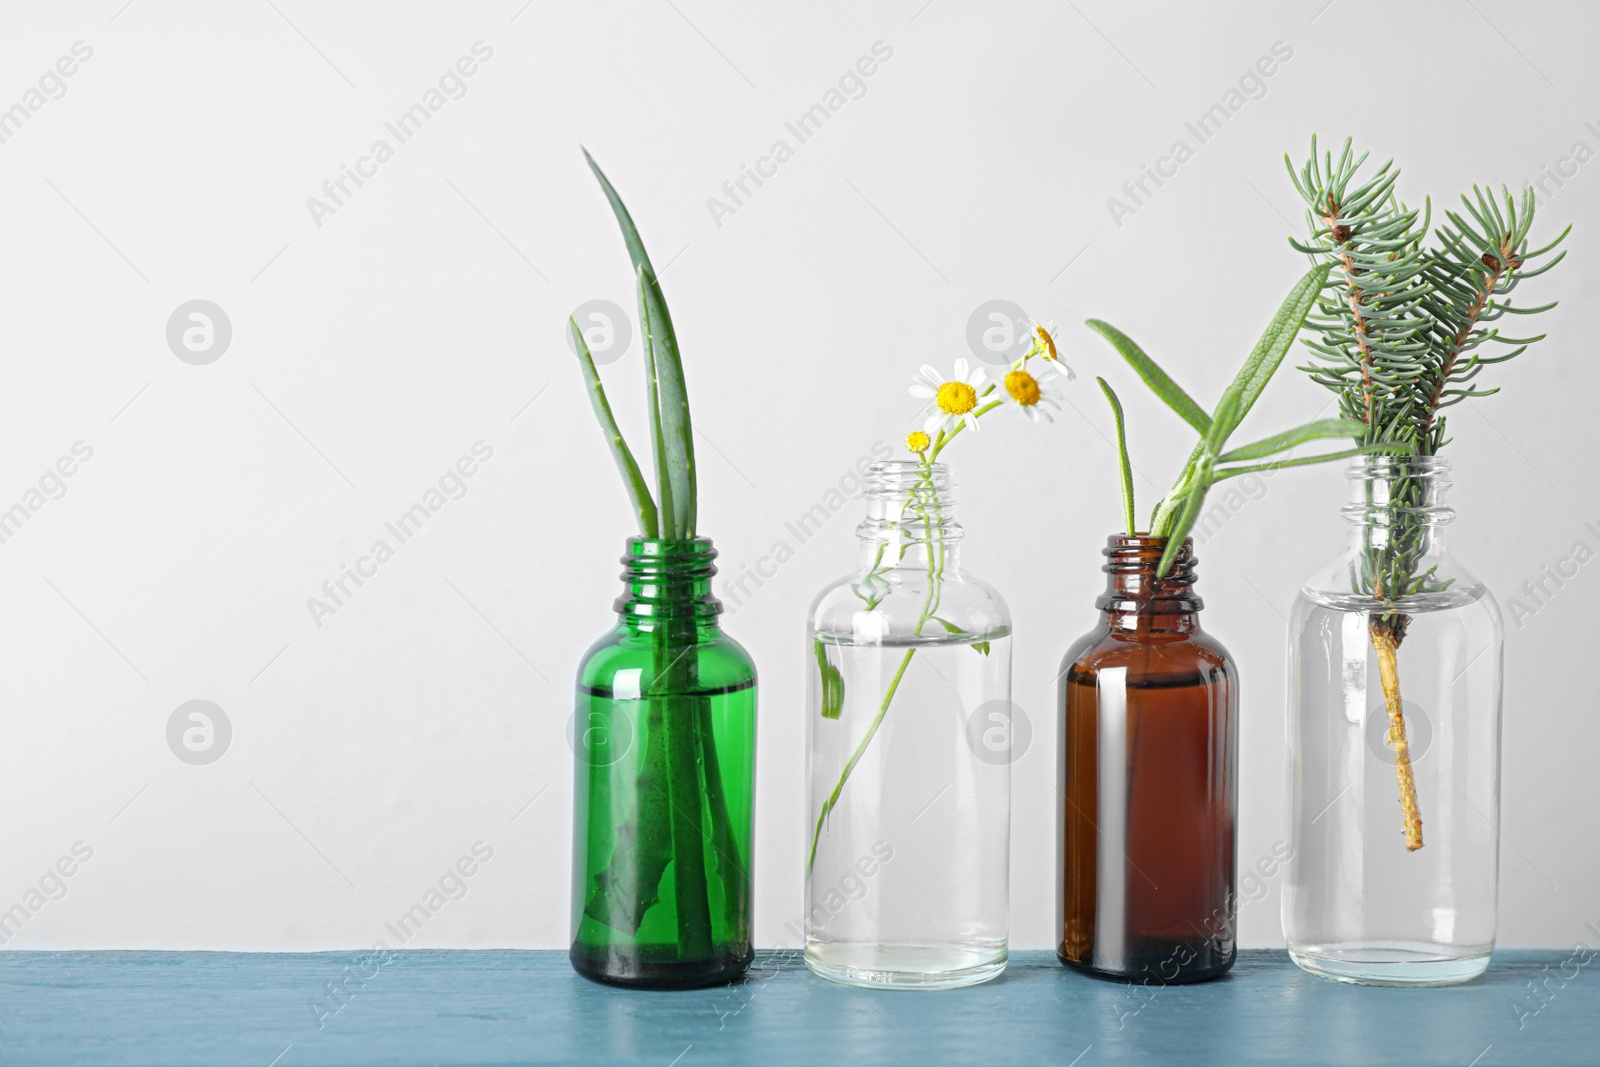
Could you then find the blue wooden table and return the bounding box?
[0,950,1588,1065]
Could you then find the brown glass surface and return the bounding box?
[1056,536,1237,983]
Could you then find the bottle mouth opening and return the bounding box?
[1102,534,1193,562]
[624,537,716,558]
[1104,533,1170,550]
[863,460,952,498]
[1348,455,1452,478]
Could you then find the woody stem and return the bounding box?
[1370,621,1424,851]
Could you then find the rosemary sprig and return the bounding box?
[1087,264,1410,576]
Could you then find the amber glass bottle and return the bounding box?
[1057,535,1237,983]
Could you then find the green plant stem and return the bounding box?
[808,462,949,872]
[807,645,916,870]
[1150,468,1194,539]
[927,397,1003,461]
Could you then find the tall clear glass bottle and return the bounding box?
[570,538,757,989]
[1284,456,1503,985]
[1057,535,1238,983]
[805,461,1012,989]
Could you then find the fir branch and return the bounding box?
[1288,140,1570,457]
[1287,136,1571,853]
[1285,135,1432,447]
[1415,185,1570,452]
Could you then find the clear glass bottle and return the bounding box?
[1057,535,1239,983]
[570,538,757,989]
[805,461,1012,989]
[1284,456,1503,985]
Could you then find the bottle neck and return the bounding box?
[856,461,962,572]
[615,538,722,631]
[1097,534,1202,633]
[1342,455,1453,558]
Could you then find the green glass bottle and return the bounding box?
[570,538,757,988]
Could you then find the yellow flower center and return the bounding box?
[1036,325,1058,361]
[935,381,978,416]
[1005,369,1041,406]
[905,431,931,453]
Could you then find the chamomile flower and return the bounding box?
[1026,321,1075,382]
[905,431,931,455]
[909,359,988,436]
[1002,366,1061,424]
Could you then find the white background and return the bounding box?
[0,0,1594,952]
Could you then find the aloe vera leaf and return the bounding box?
[635,268,676,539]
[649,629,713,957]
[570,317,658,538]
[584,697,671,934]
[694,697,748,939]
[586,148,697,536]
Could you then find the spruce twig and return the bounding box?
[1287,136,1569,851]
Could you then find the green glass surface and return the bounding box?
[569,538,757,989]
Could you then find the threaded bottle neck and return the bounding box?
[1343,455,1453,559]
[1097,534,1202,625]
[1343,455,1454,527]
[615,538,722,624]
[857,460,960,543]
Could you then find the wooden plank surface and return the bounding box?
[0,949,1588,1065]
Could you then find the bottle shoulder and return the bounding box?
[577,622,757,692]
[1060,616,1235,686]
[1295,547,1495,617]
[810,566,1011,642]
